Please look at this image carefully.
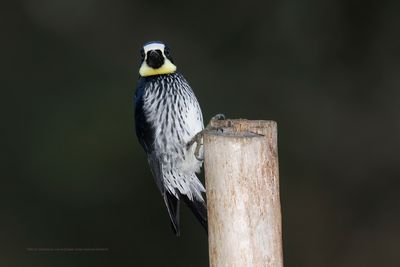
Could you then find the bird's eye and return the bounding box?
[140,49,145,60]
[164,48,170,57]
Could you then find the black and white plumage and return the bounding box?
[134,41,207,236]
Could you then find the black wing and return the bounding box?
[134,77,154,154]
[134,78,164,192]
[134,77,181,235]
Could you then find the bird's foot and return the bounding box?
[187,114,226,160]
[193,131,204,161]
[187,130,205,160]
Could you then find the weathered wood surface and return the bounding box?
[204,119,283,267]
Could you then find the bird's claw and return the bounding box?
[187,130,204,160]
[211,113,225,121]
[187,130,202,150]
[187,113,226,160]
[206,113,225,132]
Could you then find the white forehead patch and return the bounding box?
[143,43,165,53]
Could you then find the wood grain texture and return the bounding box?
[204,119,283,267]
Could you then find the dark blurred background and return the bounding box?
[2,0,400,266]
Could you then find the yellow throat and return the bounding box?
[139,59,177,77]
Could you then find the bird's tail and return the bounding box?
[181,194,208,233]
[162,170,208,234]
[163,191,181,236]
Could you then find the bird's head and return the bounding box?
[139,41,177,77]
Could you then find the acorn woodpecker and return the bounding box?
[134,41,207,236]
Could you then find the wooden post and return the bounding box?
[204,119,283,267]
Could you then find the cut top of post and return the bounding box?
[210,119,277,135]
[209,119,278,155]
